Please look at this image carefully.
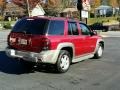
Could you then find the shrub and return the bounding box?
[3,22,12,29]
[0,16,4,21]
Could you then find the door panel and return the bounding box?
[83,36,97,54]
[68,36,86,56]
[68,22,85,56]
[79,23,97,54]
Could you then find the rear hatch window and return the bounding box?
[12,18,49,35]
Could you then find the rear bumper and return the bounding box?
[5,48,60,64]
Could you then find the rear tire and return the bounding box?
[56,50,71,73]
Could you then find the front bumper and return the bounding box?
[5,48,60,64]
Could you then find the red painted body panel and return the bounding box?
[9,33,48,53]
[7,16,101,58]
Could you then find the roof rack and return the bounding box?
[31,15,80,21]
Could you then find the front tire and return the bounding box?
[93,43,103,59]
[56,50,71,73]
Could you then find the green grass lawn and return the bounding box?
[0,16,119,30]
[88,16,119,25]
[0,21,16,30]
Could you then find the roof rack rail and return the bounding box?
[32,15,79,21]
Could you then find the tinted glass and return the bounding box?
[80,23,90,35]
[68,22,79,35]
[68,22,72,35]
[12,18,48,35]
[72,23,79,35]
[48,20,64,35]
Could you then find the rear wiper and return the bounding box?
[11,29,31,34]
[22,31,27,34]
[21,31,31,34]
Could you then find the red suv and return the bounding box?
[6,16,104,73]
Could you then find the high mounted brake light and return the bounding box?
[26,19,34,20]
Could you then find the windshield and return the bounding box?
[12,18,49,35]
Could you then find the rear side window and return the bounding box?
[48,20,64,35]
[68,22,79,35]
[12,18,48,35]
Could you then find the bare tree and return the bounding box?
[12,0,74,16]
[12,0,40,16]
[117,0,120,15]
[0,0,6,16]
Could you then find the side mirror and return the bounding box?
[90,31,97,36]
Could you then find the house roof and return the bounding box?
[4,2,25,16]
[95,5,112,10]
[5,2,25,12]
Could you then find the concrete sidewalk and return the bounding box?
[0,30,10,51]
[99,31,120,38]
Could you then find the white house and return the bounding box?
[31,4,45,16]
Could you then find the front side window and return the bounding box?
[68,22,79,35]
[48,20,64,35]
[80,23,90,35]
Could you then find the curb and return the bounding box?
[100,35,109,38]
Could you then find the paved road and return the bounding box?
[0,30,10,51]
[0,30,120,90]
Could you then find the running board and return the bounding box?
[72,54,94,63]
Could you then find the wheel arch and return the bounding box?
[99,41,104,50]
[94,39,104,53]
[61,47,73,59]
[57,43,75,61]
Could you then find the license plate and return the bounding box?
[19,39,27,45]
[11,50,15,56]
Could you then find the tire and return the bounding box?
[102,29,105,32]
[93,43,103,59]
[102,29,108,32]
[56,50,71,73]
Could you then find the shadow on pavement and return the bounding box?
[0,51,32,74]
[0,51,58,74]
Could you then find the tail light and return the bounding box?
[8,35,17,45]
[42,38,50,50]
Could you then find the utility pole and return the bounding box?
[77,0,83,21]
[26,0,30,16]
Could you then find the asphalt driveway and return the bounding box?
[0,30,120,90]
